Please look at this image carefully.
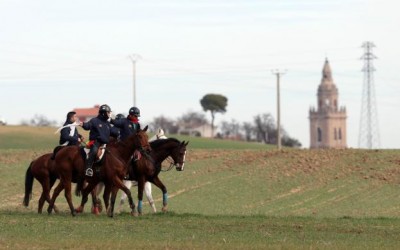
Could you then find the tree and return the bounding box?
[200,94,228,137]
[220,119,241,139]
[150,115,179,134]
[178,111,208,128]
[20,114,57,127]
[282,135,302,148]
[242,122,256,142]
[254,113,276,144]
[253,113,302,147]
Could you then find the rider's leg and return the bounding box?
[85,142,98,177]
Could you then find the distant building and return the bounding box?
[178,123,213,137]
[73,105,99,122]
[309,59,347,149]
[0,116,6,126]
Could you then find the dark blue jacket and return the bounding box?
[59,121,81,146]
[81,115,113,144]
[111,118,141,141]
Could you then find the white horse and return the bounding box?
[94,128,168,213]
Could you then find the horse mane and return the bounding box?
[150,137,180,148]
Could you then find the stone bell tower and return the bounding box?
[309,59,347,149]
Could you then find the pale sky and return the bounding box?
[0,0,399,148]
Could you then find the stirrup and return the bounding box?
[85,168,93,177]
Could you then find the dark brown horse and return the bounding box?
[23,153,59,213]
[126,138,189,214]
[47,126,150,217]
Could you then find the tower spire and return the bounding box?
[321,58,333,83]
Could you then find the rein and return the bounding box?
[161,157,175,172]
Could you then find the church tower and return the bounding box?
[309,59,347,149]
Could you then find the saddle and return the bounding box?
[80,144,107,163]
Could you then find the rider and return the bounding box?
[111,107,141,141]
[112,113,125,141]
[79,104,114,177]
[111,107,141,179]
[60,111,83,146]
[51,111,83,160]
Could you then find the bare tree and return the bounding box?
[220,119,241,139]
[20,114,57,127]
[254,113,276,144]
[150,115,179,134]
[178,111,208,128]
[242,122,256,141]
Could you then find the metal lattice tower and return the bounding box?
[358,41,380,149]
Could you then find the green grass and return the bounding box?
[1,126,400,249]
[1,212,400,249]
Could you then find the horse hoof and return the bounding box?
[96,199,103,213]
[131,211,138,217]
[92,207,100,215]
[71,211,76,217]
[162,206,168,213]
[75,206,84,214]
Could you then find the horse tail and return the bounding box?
[75,178,83,197]
[23,162,34,207]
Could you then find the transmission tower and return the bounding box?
[358,41,380,149]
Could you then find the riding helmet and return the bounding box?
[129,107,140,117]
[99,104,112,114]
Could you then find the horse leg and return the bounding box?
[39,176,55,213]
[90,189,101,215]
[48,177,59,213]
[151,176,168,212]
[103,183,111,211]
[38,178,48,214]
[47,181,64,214]
[38,191,46,214]
[137,177,146,215]
[63,178,76,216]
[118,180,133,213]
[112,177,137,216]
[91,183,103,214]
[144,181,156,213]
[75,181,98,214]
[107,185,119,218]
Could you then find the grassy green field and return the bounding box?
[1,126,400,249]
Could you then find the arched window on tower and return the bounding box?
[317,128,322,142]
[334,100,337,110]
[334,128,337,140]
[338,128,342,140]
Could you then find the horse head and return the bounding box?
[123,125,151,154]
[136,125,151,151]
[171,140,189,171]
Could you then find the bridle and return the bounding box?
[161,147,186,172]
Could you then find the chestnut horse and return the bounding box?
[23,153,59,213]
[23,152,100,214]
[122,138,188,214]
[47,126,150,217]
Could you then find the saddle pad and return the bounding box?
[81,145,106,162]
